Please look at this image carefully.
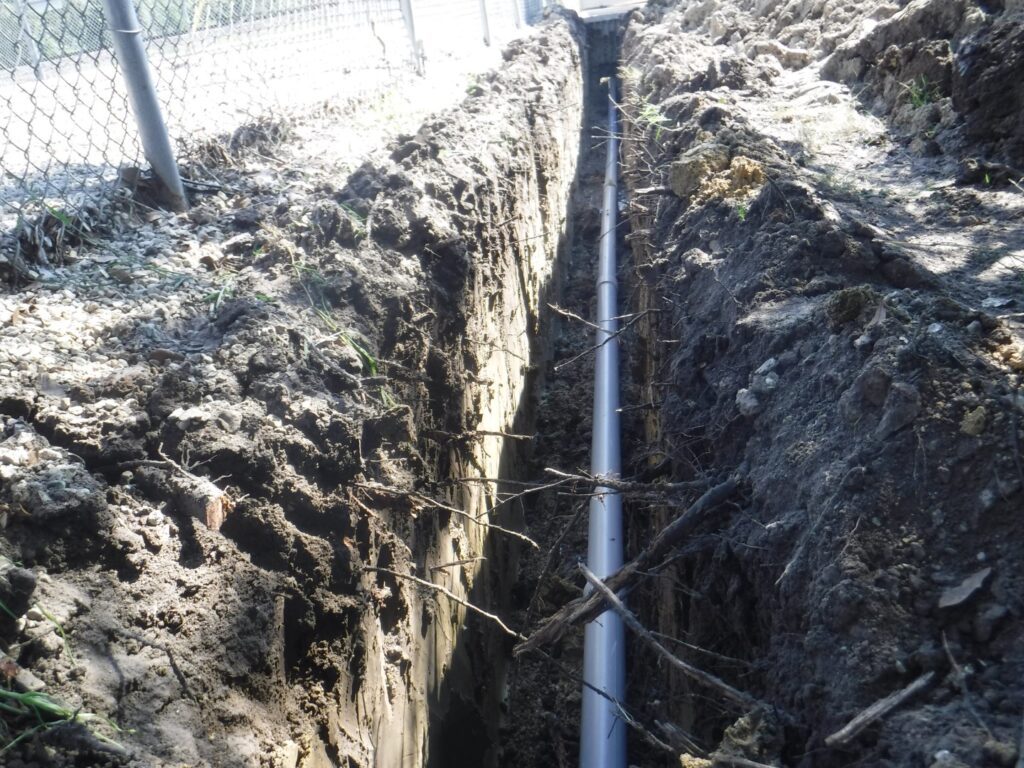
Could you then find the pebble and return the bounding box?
[751,370,779,394]
[938,567,992,609]
[982,740,1018,767]
[736,388,762,416]
[959,406,986,436]
[875,382,920,439]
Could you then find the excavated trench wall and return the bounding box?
[349,14,587,767]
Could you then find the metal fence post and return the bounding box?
[398,0,423,75]
[478,0,491,46]
[100,0,188,212]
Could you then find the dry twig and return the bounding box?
[354,483,538,549]
[579,563,761,710]
[515,478,738,655]
[554,309,659,372]
[942,632,993,737]
[544,467,708,497]
[364,566,522,639]
[824,671,935,747]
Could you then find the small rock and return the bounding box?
[669,142,730,199]
[966,320,983,337]
[938,567,992,609]
[875,382,920,439]
[750,371,779,395]
[169,406,213,428]
[842,466,867,491]
[215,409,242,432]
[25,606,44,622]
[930,750,970,768]
[754,357,777,375]
[736,388,762,417]
[34,631,64,658]
[981,739,1018,767]
[853,333,873,350]
[13,669,46,696]
[826,285,878,327]
[980,297,1012,309]
[959,406,986,436]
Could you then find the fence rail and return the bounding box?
[0,0,546,265]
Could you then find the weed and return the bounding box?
[203,280,236,312]
[736,204,748,222]
[337,203,367,242]
[34,604,74,664]
[636,102,669,143]
[465,76,485,97]
[314,307,378,375]
[144,263,192,289]
[342,333,378,377]
[0,687,124,754]
[901,76,940,109]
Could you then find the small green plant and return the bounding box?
[203,280,236,312]
[341,333,378,377]
[901,75,940,108]
[337,203,367,242]
[736,203,748,222]
[0,687,124,754]
[637,102,669,142]
[34,604,74,664]
[620,66,642,84]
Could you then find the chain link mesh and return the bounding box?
[1,0,546,260]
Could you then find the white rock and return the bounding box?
[736,388,763,417]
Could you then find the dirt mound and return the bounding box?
[609,1,1024,766]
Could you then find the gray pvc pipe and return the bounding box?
[102,0,188,212]
[579,79,626,768]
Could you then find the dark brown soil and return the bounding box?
[2,2,1023,767]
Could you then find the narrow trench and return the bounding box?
[489,19,637,768]
[7,6,1024,768]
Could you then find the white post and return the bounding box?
[399,0,423,75]
[478,0,491,46]
[101,0,188,211]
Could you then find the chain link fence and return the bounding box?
[0,0,547,268]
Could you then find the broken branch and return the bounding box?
[544,467,708,497]
[824,671,935,747]
[554,309,659,371]
[515,478,738,656]
[580,563,761,710]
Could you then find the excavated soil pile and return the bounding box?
[0,14,584,767]
[593,0,1024,766]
